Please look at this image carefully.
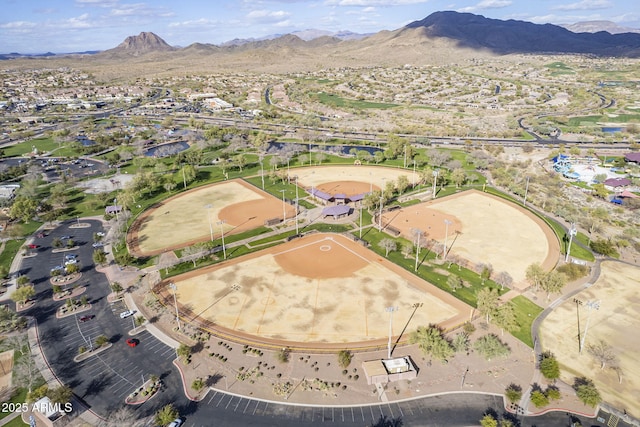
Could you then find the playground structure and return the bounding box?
[552,154,627,184]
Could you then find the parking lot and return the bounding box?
[19,219,185,418]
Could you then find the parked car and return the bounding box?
[65,254,77,260]
[167,419,183,427]
[96,231,105,237]
[64,259,77,266]
[125,338,138,347]
[27,244,39,249]
[119,310,134,319]
[79,315,94,322]
[92,242,104,248]
[60,235,71,240]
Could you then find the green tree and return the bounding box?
[177,344,191,362]
[447,274,463,292]
[530,390,549,408]
[16,275,30,286]
[110,282,123,296]
[476,287,500,323]
[451,332,470,353]
[525,263,545,290]
[479,414,498,427]
[135,315,145,327]
[540,270,567,300]
[338,350,352,368]
[573,377,601,407]
[504,383,522,403]
[410,325,454,362]
[180,164,197,188]
[52,237,63,248]
[10,196,38,223]
[396,175,410,194]
[11,285,35,305]
[93,250,107,265]
[474,334,510,360]
[47,385,73,404]
[154,404,179,426]
[539,352,560,380]
[493,302,518,334]
[451,168,466,188]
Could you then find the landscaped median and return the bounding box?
[125,376,161,405]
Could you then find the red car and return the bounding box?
[126,338,139,347]
[28,244,39,249]
[79,315,94,322]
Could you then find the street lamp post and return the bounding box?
[565,223,577,263]
[386,306,398,359]
[580,300,600,353]
[169,282,180,331]
[204,204,214,241]
[523,176,530,207]
[443,219,452,260]
[218,220,226,259]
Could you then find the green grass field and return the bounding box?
[313,92,399,109]
[509,295,543,347]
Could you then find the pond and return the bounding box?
[267,141,382,156]
[144,141,190,157]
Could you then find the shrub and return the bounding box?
[530,390,549,408]
[337,350,352,368]
[192,378,205,391]
[504,384,522,403]
[557,263,589,280]
[539,352,560,380]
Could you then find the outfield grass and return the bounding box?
[509,295,543,347]
[0,239,25,274]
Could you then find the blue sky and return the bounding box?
[1,0,638,53]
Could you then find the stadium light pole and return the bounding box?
[414,229,422,271]
[386,306,398,359]
[412,160,417,187]
[565,223,577,263]
[359,204,363,239]
[432,170,438,199]
[523,176,530,207]
[169,282,180,331]
[204,204,214,241]
[217,220,227,259]
[579,300,600,354]
[260,156,265,190]
[295,176,299,235]
[378,194,384,230]
[280,189,287,223]
[443,219,452,260]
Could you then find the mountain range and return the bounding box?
[3,11,640,70]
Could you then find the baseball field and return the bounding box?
[156,233,471,348]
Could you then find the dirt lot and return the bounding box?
[156,233,470,349]
[539,261,640,419]
[128,179,296,256]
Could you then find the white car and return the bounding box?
[65,254,78,260]
[64,259,78,265]
[96,231,105,237]
[167,419,183,427]
[119,310,134,319]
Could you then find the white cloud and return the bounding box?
[75,0,119,7]
[458,0,512,13]
[169,18,218,29]
[0,21,38,30]
[552,0,612,12]
[65,14,94,29]
[246,10,291,20]
[324,0,427,6]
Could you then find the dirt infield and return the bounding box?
[540,261,640,419]
[156,233,471,349]
[294,165,419,196]
[128,179,296,257]
[385,190,559,286]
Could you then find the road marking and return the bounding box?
[243,398,251,413]
[251,401,260,416]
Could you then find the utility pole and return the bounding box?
[580,300,600,353]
